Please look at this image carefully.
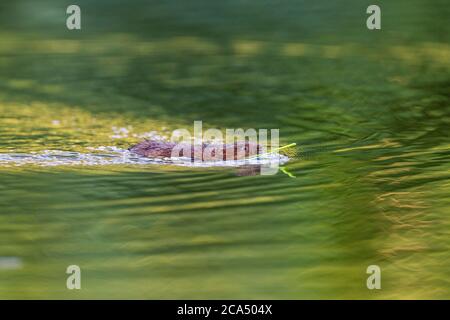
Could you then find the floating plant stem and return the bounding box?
[248,143,297,160]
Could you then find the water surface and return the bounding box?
[0,0,449,299]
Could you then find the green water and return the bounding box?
[0,0,449,299]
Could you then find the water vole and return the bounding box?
[128,140,261,161]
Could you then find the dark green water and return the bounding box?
[0,0,449,298]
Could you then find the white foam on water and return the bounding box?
[0,146,289,168]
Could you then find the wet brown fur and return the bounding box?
[129,140,260,161]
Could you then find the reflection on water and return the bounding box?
[0,0,449,299]
[0,257,23,270]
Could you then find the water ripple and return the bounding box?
[0,146,289,168]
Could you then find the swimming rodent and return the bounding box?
[128,140,261,161]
